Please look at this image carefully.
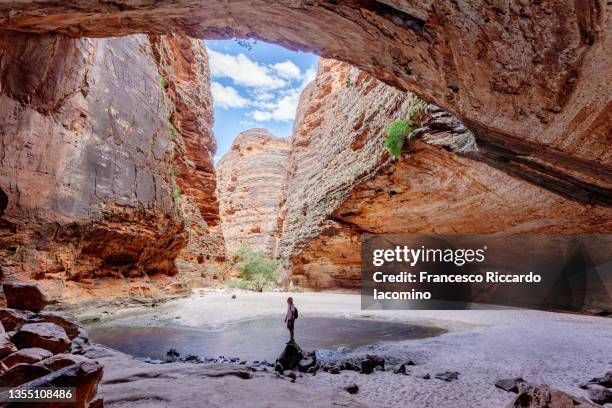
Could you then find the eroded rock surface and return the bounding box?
[1,1,609,192]
[280,59,612,293]
[277,59,421,284]
[217,129,291,258]
[149,33,226,286]
[0,32,224,302]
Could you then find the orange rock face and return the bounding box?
[277,59,421,283]
[0,32,223,302]
[284,60,612,291]
[149,34,226,285]
[217,129,291,258]
[1,1,609,196]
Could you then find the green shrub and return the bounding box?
[172,186,182,203]
[345,78,353,88]
[168,123,177,141]
[235,245,279,292]
[226,278,253,290]
[160,77,168,89]
[173,165,181,177]
[384,120,414,159]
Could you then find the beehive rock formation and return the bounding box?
[0,32,224,302]
[217,129,291,258]
[277,59,612,291]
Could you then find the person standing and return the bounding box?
[284,297,297,343]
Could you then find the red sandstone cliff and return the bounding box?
[149,34,226,285]
[0,33,223,302]
[280,59,612,291]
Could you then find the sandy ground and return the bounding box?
[90,290,612,408]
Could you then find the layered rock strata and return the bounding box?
[2,0,610,201]
[0,32,223,302]
[217,129,291,258]
[149,34,226,285]
[278,59,612,293]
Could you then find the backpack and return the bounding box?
[293,307,298,320]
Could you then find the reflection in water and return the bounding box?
[88,316,441,361]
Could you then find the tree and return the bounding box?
[235,245,279,292]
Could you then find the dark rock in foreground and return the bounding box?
[0,347,52,369]
[0,308,32,331]
[344,383,359,394]
[360,355,384,374]
[275,341,304,372]
[0,363,52,387]
[587,385,612,405]
[3,283,49,312]
[30,311,82,339]
[11,322,71,354]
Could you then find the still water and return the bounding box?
[88,316,442,362]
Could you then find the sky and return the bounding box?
[205,39,319,163]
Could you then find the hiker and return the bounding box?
[284,297,298,342]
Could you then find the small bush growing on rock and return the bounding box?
[235,245,279,292]
[159,77,168,89]
[172,186,182,203]
[384,104,423,159]
[168,123,177,141]
[384,120,413,159]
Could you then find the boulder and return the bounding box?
[344,383,359,394]
[435,371,460,382]
[2,282,49,312]
[339,360,360,371]
[360,355,384,374]
[329,366,341,374]
[496,377,525,393]
[0,335,17,358]
[1,347,52,369]
[298,351,317,372]
[30,311,81,339]
[505,383,599,408]
[38,353,93,371]
[0,363,51,387]
[166,348,181,362]
[70,328,91,354]
[275,341,304,372]
[20,361,103,408]
[0,308,32,331]
[587,385,612,405]
[11,322,71,354]
[586,372,612,388]
[394,364,408,374]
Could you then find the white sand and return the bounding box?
[100,290,612,408]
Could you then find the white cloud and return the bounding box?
[302,65,317,85]
[251,89,301,122]
[272,61,301,80]
[211,82,250,109]
[208,50,286,89]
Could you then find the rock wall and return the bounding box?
[149,34,226,285]
[0,32,223,302]
[282,59,612,291]
[217,129,291,258]
[277,59,421,283]
[2,1,610,202]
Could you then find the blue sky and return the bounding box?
[205,39,319,163]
